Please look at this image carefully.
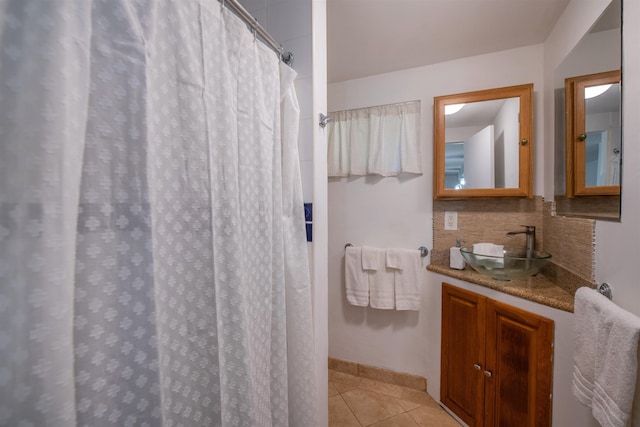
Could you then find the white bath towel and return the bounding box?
[387,248,421,311]
[362,246,394,309]
[573,287,640,427]
[573,287,604,407]
[592,297,640,427]
[344,246,369,306]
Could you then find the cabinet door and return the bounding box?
[484,300,554,427]
[441,283,487,427]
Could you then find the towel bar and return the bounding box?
[344,243,429,257]
[597,282,612,300]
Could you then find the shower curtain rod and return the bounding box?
[219,0,294,65]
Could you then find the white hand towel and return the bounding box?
[362,246,394,309]
[345,246,369,306]
[361,245,382,270]
[573,287,640,427]
[388,248,421,311]
[472,242,504,257]
[572,287,603,407]
[385,248,403,270]
[592,296,640,427]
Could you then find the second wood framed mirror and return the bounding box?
[433,83,534,199]
[565,70,621,198]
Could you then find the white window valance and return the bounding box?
[327,101,422,177]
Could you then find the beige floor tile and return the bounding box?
[334,381,359,394]
[396,398,422,412]
[407,405,460,426]
[328,370,459,427]
[329,395,361,427]
[359,378,404,399]
[329,381,340,397]
[341,389,406,426]
[368,413,419,427]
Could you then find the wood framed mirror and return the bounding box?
[553,0,621,220]
[433,83,534,200]
[565,70,621,198]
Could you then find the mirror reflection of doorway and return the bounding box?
[464,125,495,189]
[585,129,620,187]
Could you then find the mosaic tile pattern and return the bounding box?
[430,197,597,311]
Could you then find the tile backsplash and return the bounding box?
[432,196,596,284]
[543,202,596,282]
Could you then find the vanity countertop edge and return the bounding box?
[427,263,578,312]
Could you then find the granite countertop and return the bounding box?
[427,263,580,312]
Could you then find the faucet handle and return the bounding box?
[519,225,535,231]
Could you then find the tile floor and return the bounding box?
[328,369,460,426]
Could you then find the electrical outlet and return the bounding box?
[444,211,458,230]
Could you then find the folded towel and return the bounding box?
[362,246,394,309]
[472,242,504,257]
[362,245,383,271]
[573,287,640,427]
[592,296,640,427]
[573,287,604,406]
[472,242,504,268]
[386,248,404,270]
[388,248,421,311]
[344,246,369,306]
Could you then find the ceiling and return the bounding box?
[327,0,571,84]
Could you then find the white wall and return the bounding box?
[494,97,520,188]
[328,44,544,377]
[464,125,495,188]
[554,28,620,89]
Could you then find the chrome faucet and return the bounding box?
[506,225,535,258]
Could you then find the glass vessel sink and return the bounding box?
[460,247,552,281]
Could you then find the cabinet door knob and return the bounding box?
[484,370,492,378]
[578,133,587,141]
[473,364,482,371]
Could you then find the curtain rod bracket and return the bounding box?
[281,51,293,66]
[319,113,332,128]
[219,0,294,65]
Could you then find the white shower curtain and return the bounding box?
[0,1,317,426]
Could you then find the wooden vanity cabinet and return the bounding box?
[441,283,554,427]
